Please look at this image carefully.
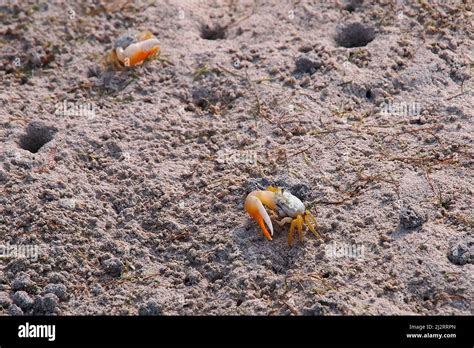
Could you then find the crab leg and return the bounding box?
[304,211,322,240]
[276,217,293,226]
[296,215,304,241]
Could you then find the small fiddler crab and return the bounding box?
[105,30,160,69]
[245,186,322,246]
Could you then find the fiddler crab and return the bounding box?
[105,30,160,69]
[245,186,322,246]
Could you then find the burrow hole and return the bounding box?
[19,122,57,153]
[335,22,375,48]
[365,89,372,99]
[200,23,227,40]
[344,0,364,13]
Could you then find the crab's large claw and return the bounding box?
[116,38,160,66]
[245,191,276,241]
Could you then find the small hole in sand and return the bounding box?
[19,122,57,153]
[366,89,372,99]
[335,22,375,48]
[200,23,227,40]
[344,0,364,12]
[322,272,331,278]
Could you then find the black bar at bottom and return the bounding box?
[0,316,471,346]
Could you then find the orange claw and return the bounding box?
[127,46,159,66]
[256,215,273,241]
[106,31,160,69]
[244,191,276,241]
[117,38,160,67]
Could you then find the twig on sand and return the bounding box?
[35,145,57,173]
[308,173,400,207]
[7,116,29,125]
[289,142,319,157]
[283,301,300,315]
[446,71,470,100]
[242,69,289,133]
[107,272,162,286]
[446,91,466,101]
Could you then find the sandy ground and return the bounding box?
[0,0,473,315]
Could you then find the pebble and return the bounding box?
[0,291,12,308]
[43,293,59,313]
[294,54,322,75]
[12,291,34,310]
[11,272,33,291]
[44,283,68,301]
[8,303,24,316]
[400,205,426,229]
[102,257,124,277]
[138,300,163,316]
[447,238,473,265]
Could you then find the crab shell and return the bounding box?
[274,190,306,218]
